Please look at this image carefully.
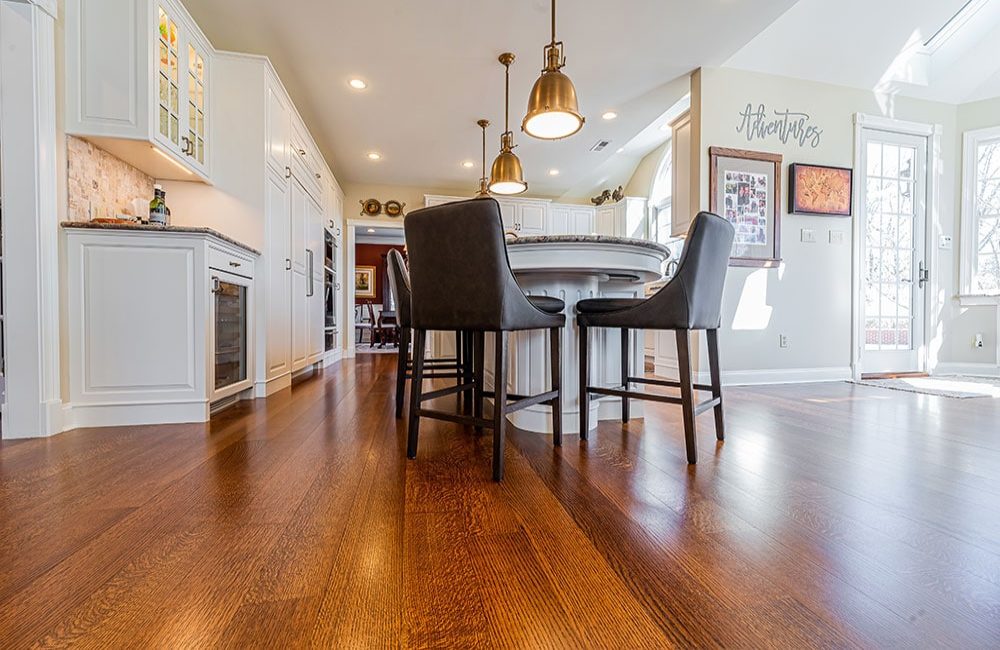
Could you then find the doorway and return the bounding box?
[856,122,932,376]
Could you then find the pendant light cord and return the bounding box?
[551,0,556,45]
[504,61,510,135]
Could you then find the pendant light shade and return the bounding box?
[475,119,491,198]
[522,0,584,140]
[489,53,528,195]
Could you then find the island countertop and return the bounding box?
[60,221,260,256]
[506,234,672,257]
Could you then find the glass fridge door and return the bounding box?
[214,278,247,390]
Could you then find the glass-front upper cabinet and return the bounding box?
[66,0,213,182]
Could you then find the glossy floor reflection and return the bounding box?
[1,354,998,647]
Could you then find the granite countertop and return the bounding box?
[61,221,260,256]
[507,234,671,257]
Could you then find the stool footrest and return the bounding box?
[627,376,713,392]
[418,408,492,430]
[420,382,476,402]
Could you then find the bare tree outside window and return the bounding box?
[974,140,1000,294]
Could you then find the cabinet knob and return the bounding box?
[315,173,321,180]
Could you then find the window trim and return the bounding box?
[960,125,1000,298]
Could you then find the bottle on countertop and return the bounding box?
[149,184,171,226]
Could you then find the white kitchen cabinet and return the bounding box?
[595,198,648,238]
[65,0,213,182]
[426,195,549,235]
[64,225,257,427]
[549,204,596,235]
[517,202,547,235]
[163,53,343,397]
[670,110,694,238]
[264,169,292,381]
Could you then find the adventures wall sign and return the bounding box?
[736,103,823,149]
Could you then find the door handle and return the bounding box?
[918,261,929,289]
[307,250,315,297]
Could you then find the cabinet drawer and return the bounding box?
[209,246,255,279]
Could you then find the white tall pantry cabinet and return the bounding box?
[164,52,343,398]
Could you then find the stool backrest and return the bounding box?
[386,248,411,328]
[660,212,735,329]
[404,198,528,331]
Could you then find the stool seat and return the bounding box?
[528,295,566,314]
[576,298,645,316]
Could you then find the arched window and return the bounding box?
[648,145,672,244]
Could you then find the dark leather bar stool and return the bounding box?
[576,212,735,464]
[386,249,470,419]
[404,198,566,481]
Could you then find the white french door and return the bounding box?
[859,130,928,374]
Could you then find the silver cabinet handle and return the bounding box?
[211,277,221,294]
[285,166,291,179]
[285,258,291,270]
[307,250,315,297]
[335,282,341,290]
[298,148,306,156]
[918,261,929,289]
[229,261,241,268]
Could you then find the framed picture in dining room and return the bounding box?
[355,265,376,299]
[788,163,853,216]
[709,146,783,267]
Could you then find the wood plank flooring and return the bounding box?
[2,353,999,648]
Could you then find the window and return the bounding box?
[961,126,1000,296]
[648,145,673,245]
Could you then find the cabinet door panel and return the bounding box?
[290,177,308,272]
[548,207,570,235]
[154,4,182,153]
[571,209,595,235]
[497,200,517,232]
[266,85,290,174]
[291,271,308,369]
[183,36,209,171]
[518,204,546,235]
[265,173,291,378]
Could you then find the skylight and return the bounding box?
[923,0,989,51]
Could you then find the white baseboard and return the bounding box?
[653,362,852,386]
[932,362,1000,377]
[254,372,292,398]
[62,399,209,431]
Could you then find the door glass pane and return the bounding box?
[157,7,180,145]
[187,44,206,165]
[865,140,919,352]
[215,280,247,389]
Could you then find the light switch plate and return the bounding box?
[829,230,845,245]
[801,228,816,243]
[939,235,953,249]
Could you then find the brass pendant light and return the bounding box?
[522,0,585,140]
[475,119,491,198]
[489,52,528,196]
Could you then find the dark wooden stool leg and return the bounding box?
[473,331,485,435]
[395,327,410,418]
[620,327,630,423]
[492,331,509,481]
[675,329,697,464]
[549,327,562,447]
[579,323,590,441]
[407,329,427,460]
[707,328,725,441]
[462,330,474,416]
[454,331,464,411]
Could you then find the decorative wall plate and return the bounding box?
[360,198,382,216]
[384,200,406,218]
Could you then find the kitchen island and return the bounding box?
[489,235,670,434]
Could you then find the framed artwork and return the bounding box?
[709,146,783,267]
[788,163,853,216]
[355,265,376,298]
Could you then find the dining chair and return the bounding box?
[576,212,735,464]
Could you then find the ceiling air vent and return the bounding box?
[589,140,611,152]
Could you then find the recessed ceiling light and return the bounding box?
[367,228,376,233]
[461,161,475,168]
[367,152,381,160]
[602,111,618,120]
[548,169,560,176]
[349,78,367,90]
[616,147,624,153]
[659,123,670,132]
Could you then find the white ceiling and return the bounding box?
[725,0,1000,104]
[183,0,798,198]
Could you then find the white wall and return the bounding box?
[632,67,991,378]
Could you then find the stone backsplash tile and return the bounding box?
[67,136,155,221]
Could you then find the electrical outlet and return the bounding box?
[939,235,953,250]
[801,228,816,243]
[779,334,789,349]
[829,230,845,245]
[975,333,984,348]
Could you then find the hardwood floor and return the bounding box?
[2,354,999,648]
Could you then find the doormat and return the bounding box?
[852,375,1000,398]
